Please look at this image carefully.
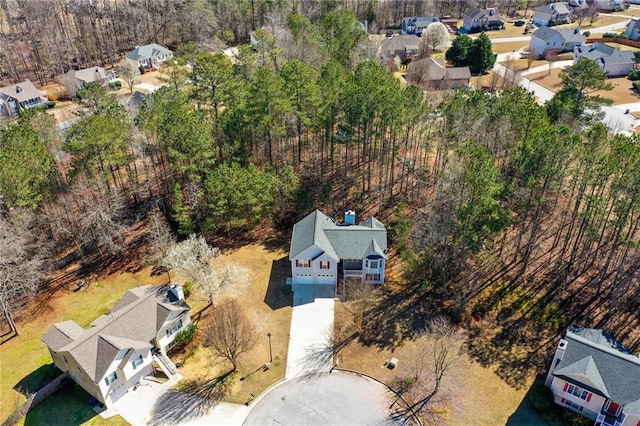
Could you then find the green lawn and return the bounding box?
[23,384,129,426]
[0,266,165,425]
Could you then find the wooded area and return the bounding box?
[0,0,638,389]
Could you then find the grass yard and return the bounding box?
[527,67,640,104]
[485,24,530,39]
[333,299,544,425]
[0,266,166,425]
[174,244,292,406]
[492,41,529,54]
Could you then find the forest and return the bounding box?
[1,0,639,388]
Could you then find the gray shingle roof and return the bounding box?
[407,58,471,84]
[552,326,640,413]
[0,80,46,103]
[42,320,84,351]
[42,284,189,382]
[601,50,636,65]
[575,42,616,60]
[464,6,484,19]
[67,67,111,84]
[290,210,387,261]
[126,43,172,61]
[381,35,421,53]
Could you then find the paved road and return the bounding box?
[244,372,401,426]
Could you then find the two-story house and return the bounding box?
[289,210,387,299]
[42,284,190,408]
[0,80,48,116]
[545,326,640,426]
[573,43,636,77]
[401,16,440,37]
[463,6,503,32]
[126,43,173,69]
[380,35,421,62]
[530,26,585,57]
[533,2,573,27]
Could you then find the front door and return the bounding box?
[605,401,621,416]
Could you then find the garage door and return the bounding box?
[293,275,313,285]
[108,383,128,405]
[292,284,335,306]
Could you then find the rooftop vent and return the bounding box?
[558,339,568,350]
[15,86,22,93]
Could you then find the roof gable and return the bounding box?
[553,327,640,406]
[0,79,46,102]
[290,210,387,261]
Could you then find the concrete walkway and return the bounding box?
[285,297,335,379]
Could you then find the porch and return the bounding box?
[595,412,622,426]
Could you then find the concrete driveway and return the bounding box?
[243,371,401,426]
[285,296,335,379]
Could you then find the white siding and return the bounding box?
[291,245,338,286]
[621,413,640,426]
[157,312,191,353]
[550,377,605,420]
[604,62,633,77]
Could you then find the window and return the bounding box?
[564,383,592,401]
[365,273,381,281]
[104,371,117,386]
[132,355,144,369]
[319,261,330,269]
[167,319,184,337]
[560,398,583,412]
[370,260,379,269]
[296,259,311,268]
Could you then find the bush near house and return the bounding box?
[628,70,640,80]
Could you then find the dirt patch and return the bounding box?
[527,67,640,105]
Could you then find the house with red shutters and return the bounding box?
[545,326,640,426]
[289,210,387,302]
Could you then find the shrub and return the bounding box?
[173,324,196,348]
[582,31,590,37]
[183,281,194,298]
[529,383,553,412]
[603,32,617,38]
[139,65,146,74]
[46,101,56,109]
[628,70,640,81]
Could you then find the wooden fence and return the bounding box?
[2,373,69,426]
[587,37,640,48]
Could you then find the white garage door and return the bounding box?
[108,383,128,405]
[294,275,313,285]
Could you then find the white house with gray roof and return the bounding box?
[532,2,573,27]
[0,80,48,116]
[625,18,640,40]
[289,210,387,298]
[545,326,640,426]
[65,66,117,88]
[530,26,585,57]
[126,43,173,69]
[574,43,636,77]
[42,284,189,407]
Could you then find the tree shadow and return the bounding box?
[264,256,292,310]
[14,364,61,395]
[506,376,547,426]
[147,371,233,426]
[357,286,429,350]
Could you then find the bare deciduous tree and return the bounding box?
[0,212,47,336]
[397,317,460,421]
[116,61,140,94]
[204,298,257,371]
[146,208,176,278]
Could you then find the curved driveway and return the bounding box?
[244,371,401,426]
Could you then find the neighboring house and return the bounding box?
[532,2,573,26]
[405,57,471,90]
[380,35,421,61]
[594,0,624,11]
[0,79,48,116]
[401,16,440,36]
[289,210,387,298]
[126,43,173,69]
[65,66,117,88]
[573,43,636,76]
[625,18,640,40]
[463,6,503,32]
[42,284,190,408]
[530,26,585,57]
[545,326,640,426]
[568,0,589,10]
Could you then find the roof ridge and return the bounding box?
[567,332,640,365]
[64,285,159,351]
